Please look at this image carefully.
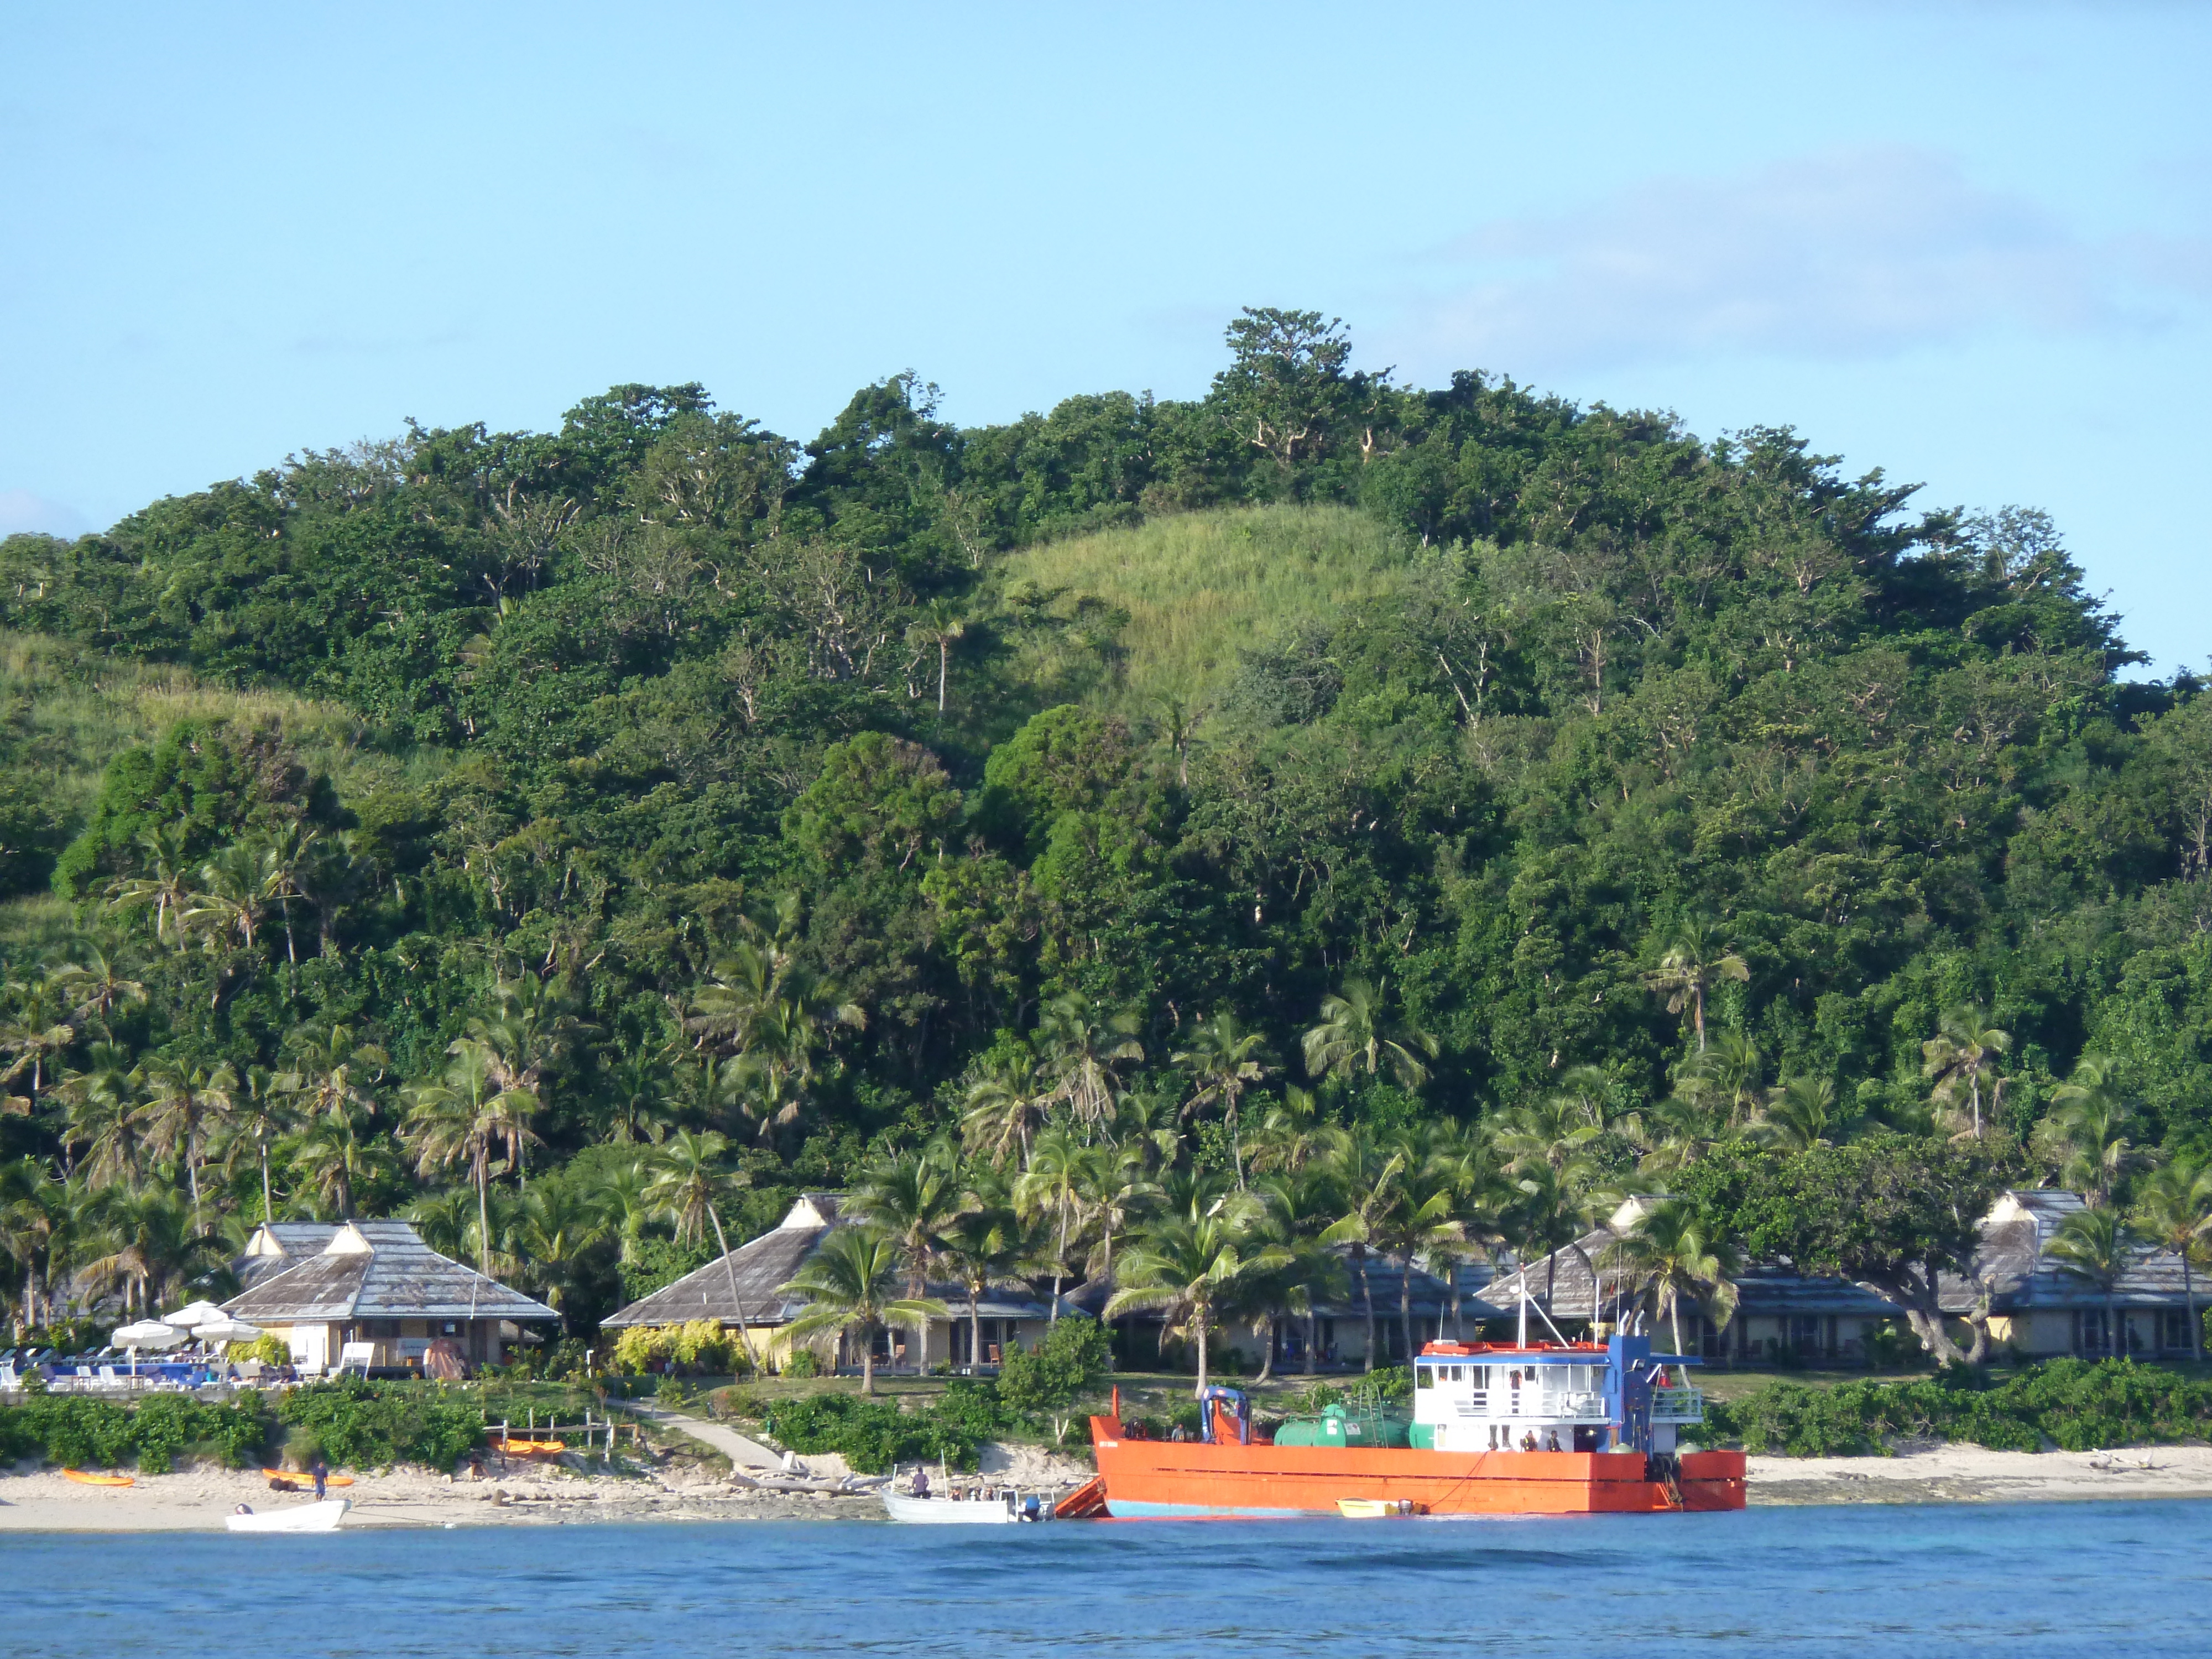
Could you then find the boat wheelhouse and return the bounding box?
[1411,1337,1706,1455]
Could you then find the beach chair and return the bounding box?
[97,1364,117,1383]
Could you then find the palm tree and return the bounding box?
[960,1046,1051,1166]
[0,970,79,1109]
[401,1039,540,1275]
[1678,1029,1764,1129]
[1105,1211,1290,1396]
[1171,1011,1271,1187]
[1317,1125,1409,1371]
[1250,1167,1348,1374]
[284,1109,393,1219]
[1,1156,66,1334]
[1921,1005,2010,1140]
[1075,1140,1158,1295]
[137,1057,238,1208]
[723,969,865,1147]
[276,1024,389,1123]
[2048,1206,2141,1358]
[218,1065,296,1224]
[53,948,148,1035]
[848,1145,966,1368]
[72,1186,224,1317]
[1370,1127,1464,1365]
[1302,978,1438,1092]
[180,842,279,955]
[512,1182,607,1317]
[2133,1158,2212,1363]
[1036,994,1144,1136]
[1601,1196,1740,1359]
[55,1043,144,1190]
[1014,1126,1091,1323]
[646,1128,759,1369]
[105,825,196,950]
[906,596,967,714]
[937,1194,1025,1371]
[1640,918,1750,1052]
[778,1227,945,1394]
[586,1156,658,1264]
[2036,1055,2141,1207]
[1750,1075,1854,1152]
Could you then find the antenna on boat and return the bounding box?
[1517,1280,1528,1349]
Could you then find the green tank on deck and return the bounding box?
[1271,1401,1413,1449]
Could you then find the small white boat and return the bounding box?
[225,1498,350,1533]
[880,1489,1022,1525]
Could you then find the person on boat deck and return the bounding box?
[1520,1432,1538,1452]
[911,1467,930,1498]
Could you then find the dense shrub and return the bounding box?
[1706,1360,2212,1457]
[997,1317,1112,1416]
[275,1379,483,1470]
[750,1385,1006,1474]
[0,1392,272,1473]
[611,1320,747,1376]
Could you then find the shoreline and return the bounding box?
[7,1443,2212,1530]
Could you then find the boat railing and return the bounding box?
[1651,1384,1704,1422]
[1449,1390,1609,1422]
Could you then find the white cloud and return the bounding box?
[0,489,91,539]
[1384,146,2208,376]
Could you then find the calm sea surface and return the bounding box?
[13,1501,2209,1657]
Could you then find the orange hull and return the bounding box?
[1089,1420,1744,1517]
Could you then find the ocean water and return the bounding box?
[12,1502,2209,1658]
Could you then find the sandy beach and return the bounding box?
[1746,1443,2212,1506]
[4,1442,2208,1530]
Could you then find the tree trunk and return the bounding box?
[1398,1251,1415,1366]
[969,1286,983,1374]
[1193,1302,1209,1399]
[2188,1256,2201,1364]
[708,1202,761,1371]
[1050,1202,1068,1324]
[937,640,950,714]
[861,1326,876,1395]
[1670,1288,1688,1360]
[260,1136,273,1224]
[1302,1309,1317,1376]
[1901,1304,1968,1366]
[1692,983,1705,1052]
[1256,1313,1275,1383]
[1356,1246,1376,1374]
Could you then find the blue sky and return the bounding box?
[5,2,2207,671]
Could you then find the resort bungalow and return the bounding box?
[602,1194,1055,1373]
[1491,1188,2207,1365]
[223,1219,558,1375]
[1952,1189,2204,1358]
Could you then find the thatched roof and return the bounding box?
[604,1194,1055,1329]
[223,1220,556,1323]
[1945,1190,2204,1312]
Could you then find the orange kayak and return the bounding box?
[62,1468,134,1487]
[262,1468,354,1486]
[500,1438,566,1455]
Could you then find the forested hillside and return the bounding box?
[4,309,2209,1349]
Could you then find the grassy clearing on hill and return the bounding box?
[0,630,430,954]
[997,503,1413,709]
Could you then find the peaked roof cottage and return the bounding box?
[224,1219,556,1374]
[604,1194,1055,1371]
[1491,1189,2206,1363]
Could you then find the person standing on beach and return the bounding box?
[311,1454,328,1501]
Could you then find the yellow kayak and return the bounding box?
[63,1468,134,1488]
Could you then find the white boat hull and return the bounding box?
[880,1490,1019,1524]
[226,1498,349,1532]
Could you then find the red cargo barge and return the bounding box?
[1084,1333,1746,1518]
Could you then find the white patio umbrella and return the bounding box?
[196,1318,263,1345]
[112,1318,187,1379]
[162,1300,231,1332]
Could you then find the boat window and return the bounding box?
[1416,1365,1434,1389]
[1448,1365,1463,1382]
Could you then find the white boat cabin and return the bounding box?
[1412,1339,1706,1455]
